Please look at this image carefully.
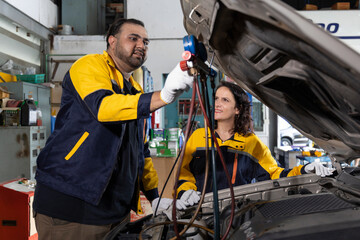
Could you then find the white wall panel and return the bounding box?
[49,35,106,82]
[299,10,360,53]
[144,39,184,91]
[5,0,58,28]
[127,0,188,127]
[0,16,41,46]
[0,33,40,66]
[127,0,187,38]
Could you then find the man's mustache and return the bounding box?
[133,48,145,57]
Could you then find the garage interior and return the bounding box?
[0,0,359,239]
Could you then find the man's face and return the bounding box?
[111,23,149,70]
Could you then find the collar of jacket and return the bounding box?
[102,50,141,92]
[204,128,246,150]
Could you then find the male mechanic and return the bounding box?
[33,18,193,240]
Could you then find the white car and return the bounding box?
[280,126,309,146]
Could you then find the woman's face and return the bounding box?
[214,86,240,123]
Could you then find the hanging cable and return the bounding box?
[151,37,236,239]
[153,102,201,216]
[195,79,236,240]
[199,73,220,239]
[171,76,212,240]
[172,77,198,238]
[145,71,235,240]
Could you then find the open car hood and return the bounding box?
[180,0,360,165]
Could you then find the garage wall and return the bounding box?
[49,35,106,83]
[4,0,58,29]
[299,10,360,54]
[127,0,188,128]
[0,0,57,74]
[0,16,42,69]
[127,0,188,91]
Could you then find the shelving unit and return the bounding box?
[105,0,125,32]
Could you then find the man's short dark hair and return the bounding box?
[106,18,145,49]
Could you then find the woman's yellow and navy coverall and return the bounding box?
[34,51,159,225]
[177,128,306,197]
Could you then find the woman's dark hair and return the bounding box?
[215,81,254,135]
[106,18,145,49]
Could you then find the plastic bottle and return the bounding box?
[36,108,42,126]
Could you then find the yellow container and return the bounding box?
[0,72,17,82]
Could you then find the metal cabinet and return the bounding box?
[0,126,46,182]
[0,82,51,139]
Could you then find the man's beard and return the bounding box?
[117,48,146,69]
[128,54,146,68]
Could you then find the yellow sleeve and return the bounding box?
[142,156,159,192]
[247,134,304,179]
[141,126,159,193]
[176,128,206,197]
[286,165,304,177]
[69,54,146,122]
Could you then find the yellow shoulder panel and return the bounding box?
[69,54,114,100]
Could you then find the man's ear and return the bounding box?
[108,35,117,49]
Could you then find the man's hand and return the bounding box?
[160,63,194,104]
[176,190,201,210]
[304,162,334,177]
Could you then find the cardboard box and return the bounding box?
[167,128,181,141]
[130,192,152,222]
[157,148,176,157]
[51,106,60,116]
[107,3,124,13]
[303,4,318,10]
[332,2,350,9]
[156,140,179,157]
[151,128,166,141]
[0,107,21,126]
[152,157,178,198]
[51,82,62,104]
[129,157,180,221]
[0,86,10,99]
[0,178,37,240]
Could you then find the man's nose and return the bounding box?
[136,40,146,49]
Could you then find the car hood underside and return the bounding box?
[180,0,360,165]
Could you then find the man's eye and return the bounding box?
[130,37,137,41]
[144,41,149,46]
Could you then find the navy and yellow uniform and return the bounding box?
[177,128,306,197]
[34,51,158,225]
